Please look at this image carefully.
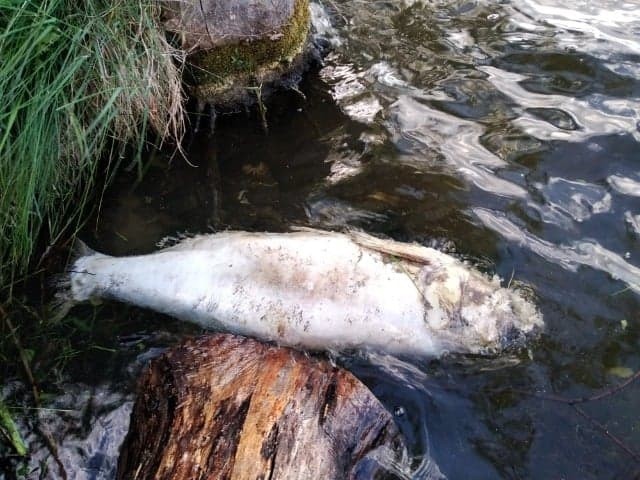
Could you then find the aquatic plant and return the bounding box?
[0,0,184,293]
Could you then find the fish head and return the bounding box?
[461,283,543,354]
[421,267,544,355]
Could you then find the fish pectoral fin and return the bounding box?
[347,229,436,266]
[289,226,441,266]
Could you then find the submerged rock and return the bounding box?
[162,0,311,105]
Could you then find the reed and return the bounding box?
[0,0,184,293]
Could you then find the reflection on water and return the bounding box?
[474,207,640,293]
[4,0,640,478]
[313,1,640,476]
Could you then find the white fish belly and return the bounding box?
[205,239,436,354]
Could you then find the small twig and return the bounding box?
[574,369,640,404]
[249,84,268,132]
[198,0,214,44]
[507,368,640,406]
[610,285,632,297]
[8,407,77,413]
[1,305,39,405]
[506,388,576,404]
[67,269,96,276]
[489,370,640,464]
[0,304,68,479]
[36,423,67,480]
[289,84,307,101]
[572,404,640,462]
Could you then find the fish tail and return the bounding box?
[49,238,98,322]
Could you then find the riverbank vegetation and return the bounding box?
[0,1,314,467]
[0,0,185,294]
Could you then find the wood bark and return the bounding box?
[162,0,297,51]
[117,334,407,480]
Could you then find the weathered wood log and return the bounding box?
[117,334,407,480]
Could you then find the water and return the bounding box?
[3,0,640,478]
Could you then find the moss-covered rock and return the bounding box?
[163,0,310,105]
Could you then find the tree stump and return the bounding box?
[117,334,407,480]
[161,0,311,105]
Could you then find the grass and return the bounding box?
[0,399,27,457]
[0,0,185,294]
[0,1,185,466]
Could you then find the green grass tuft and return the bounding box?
[0,0,184,293]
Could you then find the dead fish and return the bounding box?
[57,228,543,357]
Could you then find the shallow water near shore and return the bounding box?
[4,0,640,478]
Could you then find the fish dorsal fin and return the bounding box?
[158,231,253,252]
[291,226,446,265]
[347,230,446,266]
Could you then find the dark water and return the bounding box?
[4,0,640,478]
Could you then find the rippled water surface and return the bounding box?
[5,1,640,478]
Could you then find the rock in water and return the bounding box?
[116,334,409,479]
[60,228,542,357]
[162,0,310,105]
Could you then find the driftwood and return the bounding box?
[117,334,407,480]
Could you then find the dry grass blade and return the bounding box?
[0,0,185,294]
